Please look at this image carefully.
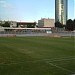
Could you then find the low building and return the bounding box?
[38,18,54,28]
[0,21,5,25]
[0,21,17,27]
[0,21,36,28]
[0,27,4,31]
[10,21,17,28]
[17,22,36,28]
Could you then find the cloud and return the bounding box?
[0,0,14,9]
[0,0,6,3]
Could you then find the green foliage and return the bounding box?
[73,19,75,30]
[55,21,63,28]
[55,19,75,31]
[65,19,75,31]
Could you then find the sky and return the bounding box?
[0,0,74,22]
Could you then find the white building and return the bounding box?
[38,18,54,28]
[10,21,17,28]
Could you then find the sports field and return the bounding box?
[0,37,75,75]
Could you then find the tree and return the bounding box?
[1,22,10,27]
[0,23,2,27]
[55,21,63,28]
[66,19,73,31]
[73,19,75,30]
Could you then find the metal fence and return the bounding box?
[0,28,75,37]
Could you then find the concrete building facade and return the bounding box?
[0,21,17,27]
[17,22,36,28]
[38,18,54,28]
[0,21,36,28]
[55,0,68,25]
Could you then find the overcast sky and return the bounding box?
[0,0,74,22]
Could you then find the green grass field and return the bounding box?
[0,37,75,75]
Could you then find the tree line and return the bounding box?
[55,19,75,31]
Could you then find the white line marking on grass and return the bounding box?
[44,56,75,60]
[0,56,75,65]
[43,57,75,62]
[46,61,74,74]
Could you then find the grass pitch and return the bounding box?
[0,37,75,75]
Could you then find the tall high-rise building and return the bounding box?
[55,0,68,25]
